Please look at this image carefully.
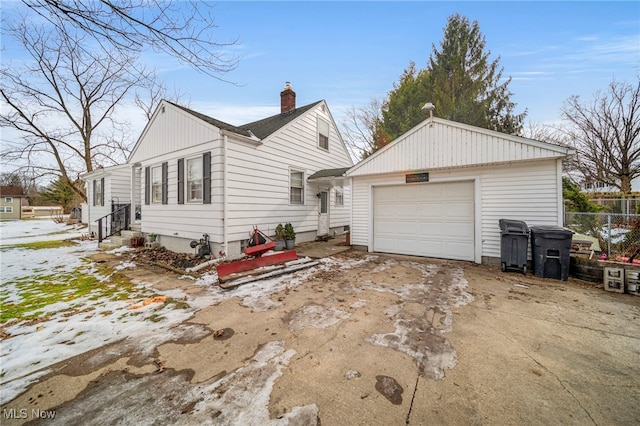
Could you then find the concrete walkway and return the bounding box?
[294,233,352,259]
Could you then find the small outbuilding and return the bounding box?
[346,116,574,264]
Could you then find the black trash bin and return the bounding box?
[530,226,574,281]
[499,219,529,275]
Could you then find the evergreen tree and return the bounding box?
[379,62,429,147]
[379,14,526,144]
[40,177,78,213]
[427,14,526,134]
[562,178,602,213]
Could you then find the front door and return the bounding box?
[317,190,329,236]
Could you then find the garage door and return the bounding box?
[373,181,475,261]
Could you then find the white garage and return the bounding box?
[346,116,574,264]
[373,181,475,261]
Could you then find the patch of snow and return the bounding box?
[362,259,474,381]
[191,341,318,425]
[350,299,367,309]
[287,303,351,331]
[114,261,136,270]
[0,218,87,246]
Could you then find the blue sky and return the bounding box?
[2,1,639,138]
[169,1,639,129]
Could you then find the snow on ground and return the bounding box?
[0,217,86,246]
[0,219,375,405]
[1,220,197,404]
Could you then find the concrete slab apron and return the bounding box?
[7,254,472,425]
[268,256,473,424]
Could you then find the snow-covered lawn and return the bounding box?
[1,219,198,404]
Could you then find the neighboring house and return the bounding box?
[581,178,640,194]
[346,115,575,265]
[0,186,26,220]
[21,205,64,218]
[83,84,353,256]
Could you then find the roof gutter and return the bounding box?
[220,129,262,146]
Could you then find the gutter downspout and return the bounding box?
[223,134,228,256]
[130,164,135,225]
[557,159,564,227]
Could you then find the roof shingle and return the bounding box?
[0,186,25,197]
[166,100,322,140]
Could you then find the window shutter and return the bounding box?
[203,152,211,204]
[144,166,150,205]
[161,162,168,205]
[93,180,97,206]
[177,158,184,204]
[100,178,105,206]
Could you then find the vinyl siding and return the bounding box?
[0,196,22,219]
[130,101,352,247]
[129,106,222,164]
[351,159,562,261]
[480,160,561,259]
[330,181,350,229]
[84,165,131,224]
[225,103,353,241]
[348,118,571,177]
[139,145,224,241]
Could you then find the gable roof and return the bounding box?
[347,117,575,177]
[167,100,322,140]
[0,186,25,197]
[237,101,322,139]
[166,101,253,138]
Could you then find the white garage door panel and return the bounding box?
[446,201,473,217]
[373,182,474,261]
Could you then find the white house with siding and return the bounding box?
[83,84,353,256]
[82,164,131,235]
[346,115,574,264]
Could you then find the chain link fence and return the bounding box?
[564,212,640,259]
[588,197,640,215]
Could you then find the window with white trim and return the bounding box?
[187,157,203,202]
[335,185,344,206]
[151,166,162,203]
[0,206,14,213]
[290,170,304,204]
[94,179,103,206]
[4,197,13,203]
[318,117,330,150]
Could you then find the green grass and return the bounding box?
[2,256,191,328]
[0,264,157,324]
[0,239,76,250]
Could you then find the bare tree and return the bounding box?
[340,98,387,161]
[134,70,190,121]
[0,170,37,192]
[1,17,151,201]
[21,0,239,79]
[561,79,640,194]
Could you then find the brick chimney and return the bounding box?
[280,82,296,113]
